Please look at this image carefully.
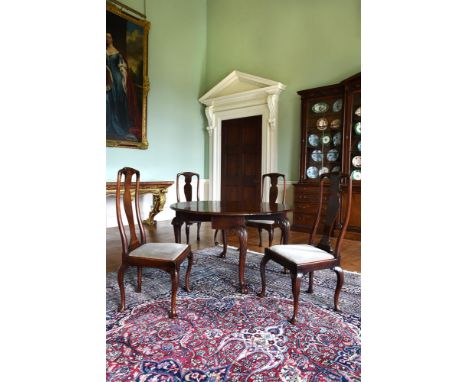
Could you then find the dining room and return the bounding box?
[4,0,466,381]
[104,0,361,380]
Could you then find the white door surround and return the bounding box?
[199,70,286,200]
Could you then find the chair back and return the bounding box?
[176,172,200,202]
[262,173,286,204]
[308,173,352,259]
[115,167,146,258]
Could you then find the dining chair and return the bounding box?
[116,167,193,318]
[247,173,286,247]
[176,172,206,244]
[258,172,352,324]
[213,173,286,252]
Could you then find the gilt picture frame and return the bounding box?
[106,2,150,149]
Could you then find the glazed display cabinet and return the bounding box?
[293,73,361,239]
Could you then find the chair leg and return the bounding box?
[258,227,263,246]
[307,271,314,293]
[214,229,219,245]
[184,253,193,292]
[268,227,273,247]
[333,266,344,311]
[136,266,142,293]
[290,272,304,325]
[219,230,228,258]
[185,223,190,244]
[257,254,271,298]
[169,268,180,319]
[117,264,128,312]
[196,222,201,241]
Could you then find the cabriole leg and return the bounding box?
[289,272,303,324]
[185,253,193,292]
[196,222,201,241]
[185,223,190,244]
[136,266,142,292]
[307,271,314,293]
[257,253,272,298]
[117,264,128,312]
[169,268,180,318]
[333,266,344,311]
[219,230,228,258]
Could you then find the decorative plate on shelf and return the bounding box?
[333,99,343,112]
[351,170,361,181]
[316,118,328,131]
[308,134,319,147]
[321,134,331,145]
[333,132,342,146]
[352,155,361,168]
[330,119,341,129]
[311,102,329,113]
[319,166,329,175]
[311,149,323,162]
[327,149,339,162]
[355,107,361,117]
[354,122,361,135]
[331,166,341,173]
[306,166,319,179]
[357,141,361,152]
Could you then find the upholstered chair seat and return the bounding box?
[268,244,335,265]
[129,243,190,260]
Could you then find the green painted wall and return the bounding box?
[205,0,361,180]
[106,0,207,181]
[106,0,360,182]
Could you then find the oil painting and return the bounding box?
[106,2,150,149]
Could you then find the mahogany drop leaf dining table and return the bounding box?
[171,201,291,294]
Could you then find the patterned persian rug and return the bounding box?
[107,246,361,381]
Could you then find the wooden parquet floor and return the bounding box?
[107,220,361,273]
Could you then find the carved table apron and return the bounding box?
[106,181,173,226]
[170,201,291,294]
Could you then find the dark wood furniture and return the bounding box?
[246,173,286,247]
[171,201,291,294]
[106,180,173,226]
[259,173,352,324]
[293,72,360,239]
[115,167,193,318]
[176,172,203,243]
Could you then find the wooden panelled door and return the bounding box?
[221,115,262,203]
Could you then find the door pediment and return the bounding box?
[199,70,286,107]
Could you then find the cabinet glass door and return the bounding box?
[305,97,344,180]
[349,93,361,181]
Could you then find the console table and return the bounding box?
[106,181,173,226]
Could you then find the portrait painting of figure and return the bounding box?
[106,3,150,149]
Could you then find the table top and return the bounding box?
[170,201,291,216]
